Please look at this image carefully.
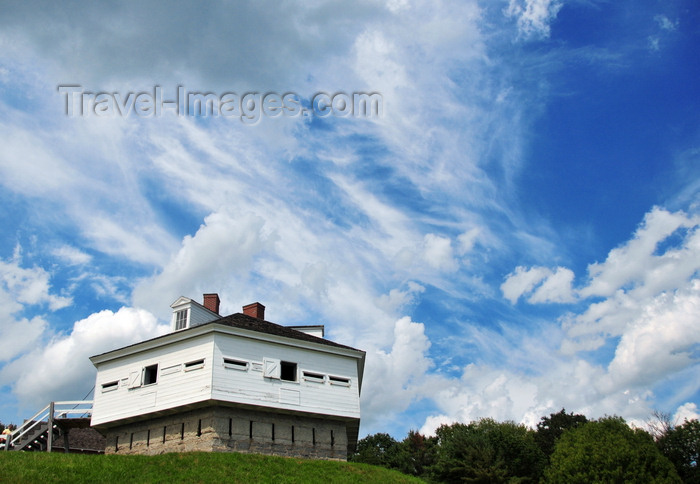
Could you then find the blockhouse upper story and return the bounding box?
[89,294,366,456]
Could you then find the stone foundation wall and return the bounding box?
[102,406,350,460]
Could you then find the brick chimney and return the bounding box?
[203,293,220,315]
[242,302,265,320]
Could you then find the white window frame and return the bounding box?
[101,380,119,393]
[143,363,159,386]
[328,375,351,387]
[160,364,182,376]
[223,358,249,371]
[184,359,205,371]
[302,371,325,383]
[175,308,189,330]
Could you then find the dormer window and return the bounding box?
[175,309,188,330]
[170,295,220,332]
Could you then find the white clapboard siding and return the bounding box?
[91,334,215,426]
[211,335,361,419]
[92,322,364,428]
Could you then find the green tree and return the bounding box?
[393,430,437,477]
[350,432,400,467]
[656,418,700,483]
[431,419,545,483]
[544,416,681,484]
[535,408,588,460]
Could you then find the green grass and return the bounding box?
[0,451,425,483]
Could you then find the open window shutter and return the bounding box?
[128,369,142,388]
[263,358,280,379]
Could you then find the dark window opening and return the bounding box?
[302,371,325,383]
[185,359,204,370]
[329,375,350,386]
[223,358,248,370]
[280,361,297,381]
[101,380,119,392]
[144,364,158,385]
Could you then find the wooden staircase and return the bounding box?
[2,401,101,453]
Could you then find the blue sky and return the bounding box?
[0,0,699,437]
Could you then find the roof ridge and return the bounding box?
[213,312,361,352]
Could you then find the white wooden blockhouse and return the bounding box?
[89,294,366,459]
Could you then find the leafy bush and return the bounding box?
[544,416,681,484]
[430,419,545,483]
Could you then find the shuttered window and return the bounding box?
[263,358,280,379]
[128,369,142,388]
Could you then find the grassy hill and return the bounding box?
[0,451,424,483]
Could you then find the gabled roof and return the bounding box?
[214,313,360,352]
[91,312,364,361]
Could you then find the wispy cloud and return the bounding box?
[505,0,563,39]
[0,0,697,436]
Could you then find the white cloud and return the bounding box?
[82,215,175,267]
[580,208,700,299]
[0,109,181,268]
[421,206,700,435]
[422,234,457,272]
[654,15,678,32]
[528,266,575,303]
[648,36,661,52]
[0,307,168,407]
[603,279,700,391]
[505,0,562,39]
[501,266,551,304]
[0,249,68,362]
[0,2,385,91]
[375,282,425,314]
[0,0,696,442]
[52,245,92,266]
[0,247,71,311]
[360,316,435,431]
[457,227,481,255]
[132,210,272,317]
[563,208,700,353]
[0,310,47,363]
[673,402,699,423]
[416,346,670,436]
[420,415,455,437]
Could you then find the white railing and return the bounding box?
[3,400,93,452]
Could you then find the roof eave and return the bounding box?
[90,321,365,366]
